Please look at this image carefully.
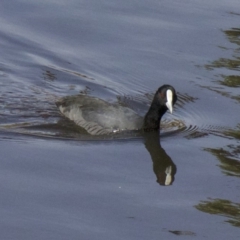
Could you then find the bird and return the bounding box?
[56,85,177,135]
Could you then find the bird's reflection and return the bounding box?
[143,131,177,186]
[15,119,177,186]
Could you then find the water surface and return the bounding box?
[0,0,240,239]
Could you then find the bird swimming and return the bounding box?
[56,85,177,135]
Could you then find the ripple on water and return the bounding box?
[0,120,229,142]
[172,92,230,139]
[0,89,230,141]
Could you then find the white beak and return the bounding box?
[166,89,173,114]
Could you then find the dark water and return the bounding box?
[0,0,240,239]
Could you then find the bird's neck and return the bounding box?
[143,103,167,131]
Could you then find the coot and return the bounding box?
[56,85,177,135]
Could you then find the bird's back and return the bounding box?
[56,95,143,135]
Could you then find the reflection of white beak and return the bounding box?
[166,89,173,114]
[165,166,172,186]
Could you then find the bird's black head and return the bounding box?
[143,85,177,131]
[154,85,177,114]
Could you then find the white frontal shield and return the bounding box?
[166,89,173,114]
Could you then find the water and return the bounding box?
[0,0,240,239]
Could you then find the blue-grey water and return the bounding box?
[0,0,240,239]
